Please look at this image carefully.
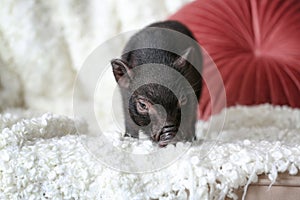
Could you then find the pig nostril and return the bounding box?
[162,125,178,133]
[159,132,175,141]
[156,125,178,143]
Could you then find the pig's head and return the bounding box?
[111,48,201,146]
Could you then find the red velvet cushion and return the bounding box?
[169,0,300,120]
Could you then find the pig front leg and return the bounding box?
[123,112,139,138]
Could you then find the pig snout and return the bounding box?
[160,125,177,140]
[158,124,178,147]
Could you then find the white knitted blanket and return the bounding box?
[1,105,300,200]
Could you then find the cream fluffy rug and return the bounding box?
[1,105,300,199]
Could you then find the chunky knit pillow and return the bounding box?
[170,0,300,120]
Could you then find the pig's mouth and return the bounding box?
[152,125,178,147]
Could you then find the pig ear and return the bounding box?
[173,47,194,68]
[111,59,133,88]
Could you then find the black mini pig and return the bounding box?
[111,20,202,147]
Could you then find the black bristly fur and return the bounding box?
[111,20,202,147]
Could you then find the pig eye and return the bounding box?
[137,99,150,113]
[139,102,147,109]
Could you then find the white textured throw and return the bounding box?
[1,105,300,199]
